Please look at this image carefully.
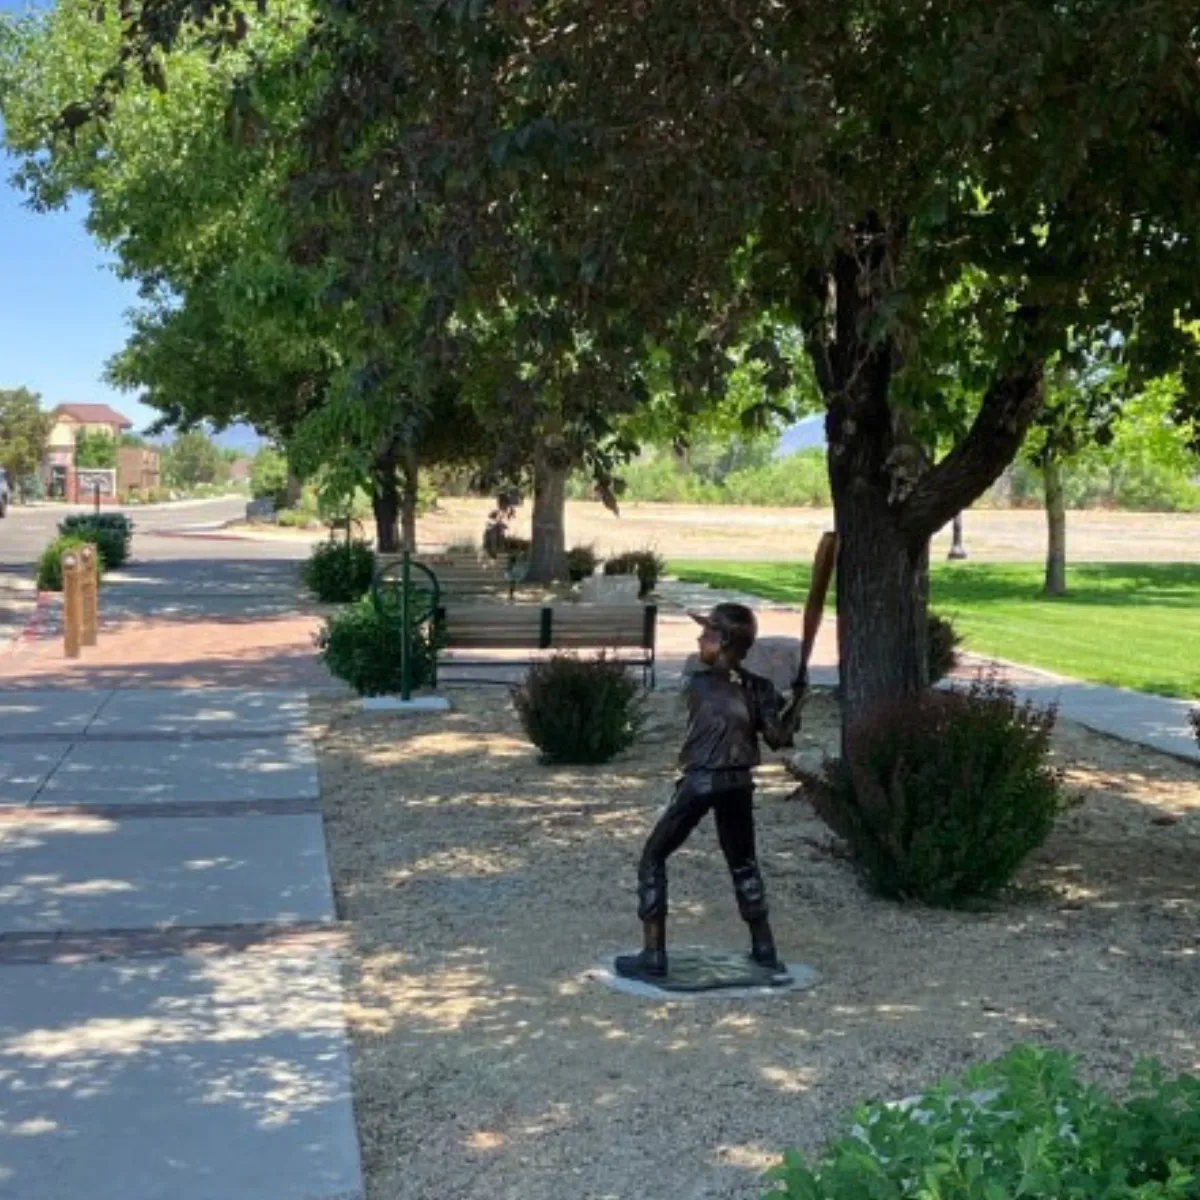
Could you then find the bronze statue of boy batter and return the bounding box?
[615,602,805,982]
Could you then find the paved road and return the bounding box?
[0,497,295,576]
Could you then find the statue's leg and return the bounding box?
[615,778,711,980]
[714,788,783,970]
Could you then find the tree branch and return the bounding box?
[898,354,1044,542]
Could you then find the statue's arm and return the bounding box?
[749,673,801,751]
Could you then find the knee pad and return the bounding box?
[731,864,767,920]
[637,878,667,921]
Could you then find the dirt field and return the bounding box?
[313,687,1200,1200]
[245,498,1200,564]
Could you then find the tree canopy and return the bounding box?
[0,387,51,487]
[7,0,1200,718]
[282,0,1200,716]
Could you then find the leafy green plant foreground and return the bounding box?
[671,561,1200,698]
[766,1045,1200,1200]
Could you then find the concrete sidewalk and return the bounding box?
[656,580,1199,764]
[0,687,363,1200]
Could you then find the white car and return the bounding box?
[0,469,9,517]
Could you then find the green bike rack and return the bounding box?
[371,551,441,701]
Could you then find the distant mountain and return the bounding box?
[211,424,265,455]
[774,413,826,457]
[149,422,264,455]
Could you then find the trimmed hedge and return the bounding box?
[36,535,95,592]
[316,593,438,696]
[58,513,133,570]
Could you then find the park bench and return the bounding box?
[376,551,518,601]
[434,602,658,688]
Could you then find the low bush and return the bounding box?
[58,513,134,570]
[603,549,665,597]
[567,544,599,582]
[1190,707,1199,748]
[513,654,645,764]
[800,675,1062,906]
[316,593,438,696]
[36,535,94,592]
[277,508,319,528]
[766,1045,1200,1200]
[302,539,375,603]
[927,611,964,683]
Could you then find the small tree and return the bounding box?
[162,430,225,488]
[73,428,118,469]
[249,446,290,507]
[0,386,51,490]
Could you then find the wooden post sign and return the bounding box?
[62,551,83,659]
[79,543,99,648]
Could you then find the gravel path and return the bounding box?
[313,688,1200,1200]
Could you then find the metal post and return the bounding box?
[400,549,412,702]
[62,552,82,659]
[94,480,101,514]
[79,543,99,647]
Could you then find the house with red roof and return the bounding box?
[44,403,136,501]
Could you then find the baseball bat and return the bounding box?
[798,530,838,682]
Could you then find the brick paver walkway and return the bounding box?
[0,553,363,1200]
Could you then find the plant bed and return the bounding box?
[311,682,1200,1200]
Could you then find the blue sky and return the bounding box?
[1,0,160,433]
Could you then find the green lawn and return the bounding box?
[669,560,1200,699]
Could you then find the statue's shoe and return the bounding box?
[614,949,668,981]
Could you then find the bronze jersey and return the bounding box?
[678,665,792,774]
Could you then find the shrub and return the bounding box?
[801,675,1062,905]
[36,535,94,592]
[766,1045,1200,1200]
[567,544,599,582]
[316,593,438,696]
[1190,707,1200,748]
[302,539,376,603]
[58,513,134,570]
[513,654,645,764]
[927,611,964,683]
[603,549,665,597]
[277,508,318,528]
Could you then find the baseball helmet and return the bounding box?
[687,602,757,660]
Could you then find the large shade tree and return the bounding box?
[0,0,473,552]
[12,0,1200,718]
[282,0,1200,722]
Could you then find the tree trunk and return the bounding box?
[947,512,968,559]
[371,451,401,554]
[526,437,569,583]
[1043,457,1067,595]
[831,453,932,727]
[810,245,1044,734]
[399,448,419,552]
